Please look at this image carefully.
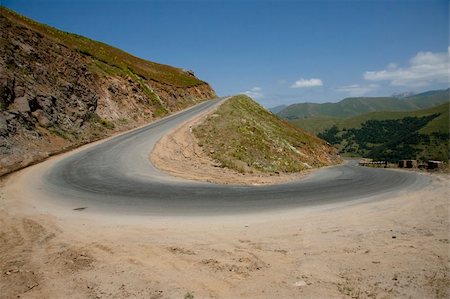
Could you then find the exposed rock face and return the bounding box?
[0,10,215,176]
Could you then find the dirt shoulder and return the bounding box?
[1,171,448,298]
[150,98,337,185]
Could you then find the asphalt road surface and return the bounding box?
[38,98,429,216]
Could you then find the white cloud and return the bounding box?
[242,87,263,98]
[387,63,398,70]
[290,78,323,88]
[336,84,379,97]
[364,48,450,87]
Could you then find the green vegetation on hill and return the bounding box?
[193,95,341,174]
[290,116,342,135]
[283,89,449,162]
[1,6,204,87]
[337,103,449,131]
[278,89,449,121]
[291,101,450,135]
[317,103,449,162]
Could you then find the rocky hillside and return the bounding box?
[193,95,341,174]
[0,7,215,176]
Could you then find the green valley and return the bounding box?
[277,90,449,162]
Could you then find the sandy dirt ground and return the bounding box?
[150,109,316,186]
[0,169,449,298]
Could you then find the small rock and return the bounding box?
[73,207,87,211]
[293,280,307,287]
[32,109,51,128]
[0,117,7,136]
[14,86,26,98]
[392,236,397,239]
[13,97,30,113]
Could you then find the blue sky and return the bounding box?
[3,0,449,107]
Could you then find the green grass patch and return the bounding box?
[1,7,205,87]
[86,112,115,129]
[193,95,340,174]
[125,68,168,117]
[48,127,75,140]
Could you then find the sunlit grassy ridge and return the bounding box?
[283,89,449,134]
[279,89,449,121]
[290,97,449,136]
[1,6,204,87]
[193,95,340,174]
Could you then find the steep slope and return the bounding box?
[193,95,341,174]
[0,7,215,176]
[278,89,449,120]
[317,103,449,162]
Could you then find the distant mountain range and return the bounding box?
[274,89,449,162]
[275,89,449,134]
[276,89,449,120]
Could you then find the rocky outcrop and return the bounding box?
[0,9,215,176]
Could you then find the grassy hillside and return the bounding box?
[339,103,449,132]
[278,89,449,120]
[317,103,449,162]
[300,103,450,134]
[193,95,341,174]
[1,6,203,87]
[291,116,343,135]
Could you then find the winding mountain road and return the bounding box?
[28,98,429,216]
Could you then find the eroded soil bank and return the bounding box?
[150,106,316,185]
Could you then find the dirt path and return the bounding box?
[1,171,448,298]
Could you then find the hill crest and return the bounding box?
[277,89,449,120]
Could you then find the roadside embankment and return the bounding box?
[151,95,341,185]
